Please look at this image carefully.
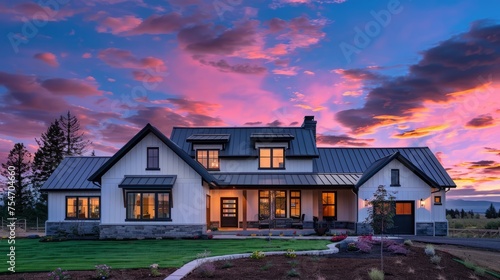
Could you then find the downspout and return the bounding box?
[352,187,358,234]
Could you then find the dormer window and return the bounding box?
[147,147,160,170]
[259,148,285,169]
[196,150,220,170]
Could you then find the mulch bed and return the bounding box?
[2,242,497,279]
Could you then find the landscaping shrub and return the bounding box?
[286,268,300,277]
[95,264,111,279]
[368,268,384,280]
[197,262,216,278]
[250,251,265,259]
[149,263,162,277]
[403,239,413,246]
[330,234,347,242]
[356,239,373,253]
[285,249,297,258]
[424,244,435,256]
[48,268,71,280]
[387,244,408,255]
[484,220,500,229]
[430,255,441,265]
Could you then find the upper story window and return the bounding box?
[390,169,400,186]
[196,150,220,170]
[259,148,285,169]
[434,196,442,205]
[66,196,100,220]
[147,147,159,170]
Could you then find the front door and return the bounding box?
[221,197,238,227]
[206,195,211,228]
[392,201,415,234]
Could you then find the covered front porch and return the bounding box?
[206,187,358,233]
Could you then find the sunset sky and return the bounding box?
[0,0,499,201]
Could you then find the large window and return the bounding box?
[126,192,171,220]
[258,190,287,219]
[290,191,301,218]
[147,147,160,170]
[196,150,220,170]
[322,192,336,220]
[66,196,100,220]
[259,148,285,169]
[391,169,400,186]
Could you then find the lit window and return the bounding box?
[258,190,287,219]
[196,150,220,170]
[434,196,442,205]
[322,192,336,220]
[391,169,400,186]
[395,202,412,215]
[66,196,100,220]
[126,192,171,220]
[290,191,301,218]
[259,148,285,169]
[147,147,159,170]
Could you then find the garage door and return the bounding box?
[391,201,414,235]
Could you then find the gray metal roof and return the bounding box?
[314,148,456,188]
[213,172,361,187]
[186,134,230,142]
[250,133,295,141]
[171,127,318,157]
[119,175,176,189]
[40,157,110,191]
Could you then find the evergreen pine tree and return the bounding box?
[1,143,33,217]
[32,119,65,205]
[485,203,498,219]
[59,111,91,156]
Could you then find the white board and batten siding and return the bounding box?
[357,159,445,224]
[219,158,313,173]
[100,132,208,225]
[47,191,100,222]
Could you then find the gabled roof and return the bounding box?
[314,147,456,189]
[88,124,217,185]
[213,172,361,187]
[170,127,319,157]
[41,157,110,191]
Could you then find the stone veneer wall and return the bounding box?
[46,221,100,236]
[416,222,434,236]
[434,222,448,236]
[99,224,206,239]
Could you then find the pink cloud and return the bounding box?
[1,2,79,22]
[41,78,102,96]
[132,70,164,83]
[82,53,92,58]
[96,15,142,34]
[34,52,59,67]
[98,48,166,71]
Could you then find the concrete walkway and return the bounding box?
[164,236,350,280]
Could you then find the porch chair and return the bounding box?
[258,214,270,229]
[291,214,305,229]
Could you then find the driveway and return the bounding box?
[403,236,500,252]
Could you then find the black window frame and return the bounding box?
[390,169,400,186]
[65,196,100,220]
[258,148,285,169]
[258,190,288,219]
[322,191,337,221]
[125,191,172,221]
[146,147,160,170]
[196,149,220,171]
[290,190,301,219]
[434,196,442,205]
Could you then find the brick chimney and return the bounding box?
[301,116,317,142]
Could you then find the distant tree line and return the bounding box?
[445,209,478,219]
[0,111,91,223]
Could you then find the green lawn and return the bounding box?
[1,238,330,273]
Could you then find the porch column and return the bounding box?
[317,190,323,221]
[242,190,247,230]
